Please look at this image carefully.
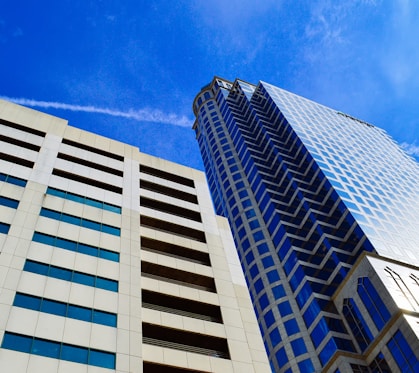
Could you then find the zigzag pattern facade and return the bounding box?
[195,81,382,371]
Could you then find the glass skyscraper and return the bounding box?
[193,78,419,372]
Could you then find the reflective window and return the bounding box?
[357,277,390,330]
[278,301,292,317]
[264,310,275,328]
[0,196,19,209]
[269,328,281,346]
[275,347,288,367]
[47,187,121,213]
[0,172,27,187]
[298,358,315,373]
[0,222,10,234]
[291,338,307,356]
[342,298,373,351]
[40,208,120,236]
[272,284,286,300]
[1,332,115,369]
[267,270,280,283]
[13,292,117,327]
[259,294,269,310]
[387,330,419,373]
[23,260,118,292]
[33,232,119,262]
[284,319,299,336]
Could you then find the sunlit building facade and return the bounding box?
[193,77,419,372]
[0,99,271,373]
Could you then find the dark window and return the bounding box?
[0,152,34,168]
[140,196,201,222]
[142,323,230,359]
[141,237,210,266]
[141,261,216,292]
[140,165,194,187]
[140,179,197,204]
[62,138,123,161]
[52,169,122,194]
[140,216,205,242]
[57,152,123,176]
[0,133,40,151]
[0,119,46,137]
[142,290,222,323]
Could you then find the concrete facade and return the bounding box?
[0,99,270,373]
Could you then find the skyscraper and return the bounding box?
[193,77,419,372]
[0,99,271,373]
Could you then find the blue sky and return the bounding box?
[1,0,418,170]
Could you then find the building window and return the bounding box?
[33,232,119,262]
[387,330,419,373]
[46,187,121,214]
[298,358,315,373]
[291,338,307,357]
[342,298,373,351]
[40,208,120,236]
[142,323,230,359]
[0,196,19,209]
[13,293,117,327]
[0,222,10,234]
[357,277,391,330]
[0,172,27,187]
[1,332,115,369]
[23,260,118,292]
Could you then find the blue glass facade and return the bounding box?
[193,77,419,372]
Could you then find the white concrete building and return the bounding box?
[0,99,270,373]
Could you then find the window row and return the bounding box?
[24,260,118,292]
[0,152,34,168]
[0,118,46,137]
[47,187,121,213]
[14,292,117,327]
[140,179,198,204]
[141,236,210,266]
[33,232,119,262]
[140,196,201,222]
[0,172,27,187]
[140,164,194,188]
[143,323,230,359]
[52,169,122,194]
[57,152,123,177]
[0,133,41,152]
[0,196,19,209]
[40,208,120,236]
[141,261,216,293]
[387,330,419,373]
[1,332,115,369]
[357,277,391,330]
[61,138,124,161]
[140,215,205,243]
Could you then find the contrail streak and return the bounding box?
[0,96,192,127]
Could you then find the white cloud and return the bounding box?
[400,142,419,157]
[0,96,192,128]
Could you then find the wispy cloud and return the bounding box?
[0,96,192,127]
[400,142,419,158]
